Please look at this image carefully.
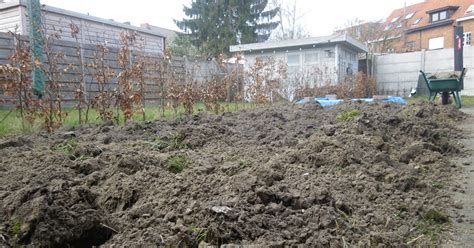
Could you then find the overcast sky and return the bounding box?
[40,0,424,36]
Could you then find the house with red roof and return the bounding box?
[380,0,474,53]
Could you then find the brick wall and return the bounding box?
[393,19,474,52]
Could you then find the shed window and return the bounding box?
[324,49,334,58]
[287,54,301,75]
[287,54,300,65]
[304,53,319,64]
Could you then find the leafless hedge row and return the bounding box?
[0,26,375,132]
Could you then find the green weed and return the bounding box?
[431,182,444,189]
[238,160,252,168]
[336,110,361,122]
[147,132,189,151]
[167,155,189,173]
[393,206,408,220]
[188,226,208,243]
[424,209,449,224]
[410,209,450,243]
[10,217,23,237]
[54,138,78,156]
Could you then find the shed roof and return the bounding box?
[229,33,368,54]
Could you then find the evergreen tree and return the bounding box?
[169,34,200,57]
[175,0,279,57]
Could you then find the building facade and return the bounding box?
[381,0,474,53]
[0,0,166,54]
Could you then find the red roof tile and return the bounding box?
[383,0,474,30]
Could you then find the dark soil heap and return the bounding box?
[0,102,466,247]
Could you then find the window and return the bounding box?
[406,41,417,50]
[431,11,447,23]
[413,18,422,25]
[346,63,353,76]
[405,12,416,19]
[466,4,474,14]
[391,16,400,23]
[304,53,319,64]
[384,25,392,31]
[324,49,334,58]
[287,54,300,65]
[429,37,444,50]
[439,11,447,20]
[397,23,403,28]
[464,32,472,47]
[287,54,301,75]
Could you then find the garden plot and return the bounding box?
[0,102,467,247]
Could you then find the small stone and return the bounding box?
[453,201,463,209]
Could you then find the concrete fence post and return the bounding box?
[420,49,426,72]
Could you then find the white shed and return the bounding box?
[230,34,368,85]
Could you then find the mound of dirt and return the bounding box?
[0,102,466,247]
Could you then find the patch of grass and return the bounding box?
[424,209,449,224]
[238,160,252,168]
[410,209,450,243]
[166,155,189,174]
[406,210,449,245]
[393,206,408,220]
[168,132,189,150]
[188,226,208,243]
[0,102,256,136]
[336,110,362,122]
[405,95,474,107]
[54,138,79,156]
[431,182,444,189]
[10,217,23,237]
[147,132,189,152]
[146,138,169,151]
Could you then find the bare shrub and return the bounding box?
[88,43,115,122]
[244,57,287,104]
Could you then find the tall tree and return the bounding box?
[271,0,309,40]
[175,0,279,57]
[169,34,200,57]
[336,18,399,53]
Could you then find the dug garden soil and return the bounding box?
[0,102,468,247]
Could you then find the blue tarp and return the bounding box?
[296,96,407,106]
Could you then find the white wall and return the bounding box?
[243,46,338,100]
[374,46,474,96]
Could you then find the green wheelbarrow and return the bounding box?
[419,68,466,109]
